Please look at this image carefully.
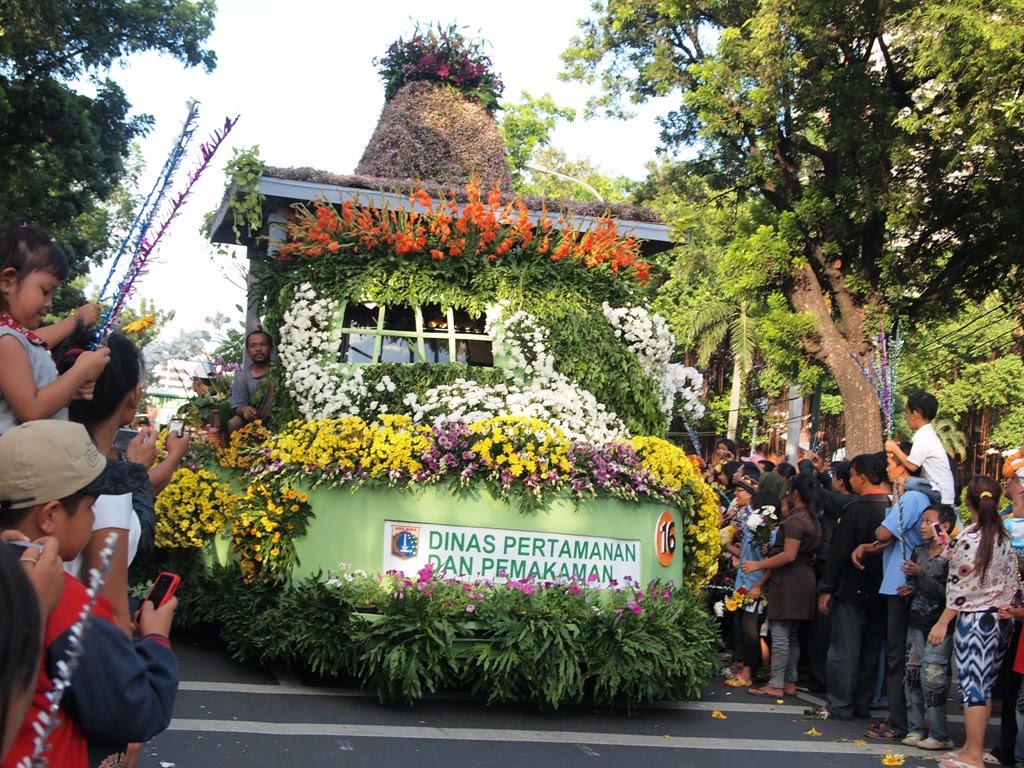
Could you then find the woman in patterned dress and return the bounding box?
[928,476,1019,768]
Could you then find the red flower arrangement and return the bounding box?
[374,22,504,112]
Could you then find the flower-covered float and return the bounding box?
[157,23,723,707]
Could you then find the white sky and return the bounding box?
[89,0,676,341]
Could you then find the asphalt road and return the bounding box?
[140,629,998,768]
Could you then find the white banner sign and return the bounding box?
[383,521,641,585]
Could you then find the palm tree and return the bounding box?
[679,298,759,441]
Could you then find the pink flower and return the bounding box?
[626,600,643,616]
[587,572,599,583]
[417,563,435,583]
[466,603,476,613]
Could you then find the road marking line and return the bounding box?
[175,680,982,723]
[166,718,929,755]
[575,743,601,757]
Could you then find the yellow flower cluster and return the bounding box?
[231,482,311,582]
[361,415,432,480]
[469,416,571,481]
[218,420,271,471]
[630,436,721,587]
[267,418,370,470]
[155,467,242,549]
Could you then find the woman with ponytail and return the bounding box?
[58,332,189,633]
[928,477,1019,768]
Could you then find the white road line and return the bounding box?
[166,718,926,756]
[575,743,601,757]
[175,680,985,723]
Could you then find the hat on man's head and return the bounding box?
[1002,450,1024,481]
[759,472,788,499]
[735,474,760,494]
[0,421,149,510]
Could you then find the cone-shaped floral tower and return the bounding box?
[355,23,512,189]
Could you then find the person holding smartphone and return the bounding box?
[57,332,189,634]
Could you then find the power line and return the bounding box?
[899,325,1023,390]
[909,302,1011,355]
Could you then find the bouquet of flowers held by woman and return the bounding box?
[741,503,778,549]
[714,586,757,616]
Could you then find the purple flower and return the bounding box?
[466,603,476,613]
[626,600,642,616]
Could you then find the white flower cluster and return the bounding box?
[745,504,777,532]
[277,283,396,420]
[405,305,627,442]
[601,302,706,423]
[278,289,707,440]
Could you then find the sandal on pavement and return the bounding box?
[939,759,981,768]
[866,723,905,740]
[724,676,752,687]
[748,686,785,697]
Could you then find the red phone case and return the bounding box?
[135,572,180,624]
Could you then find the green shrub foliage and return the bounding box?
[159,558,718,708]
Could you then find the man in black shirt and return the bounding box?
[812,452,890,720]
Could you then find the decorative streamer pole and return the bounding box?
[94,101,201,333]
[682,417,702,459]
[849,320,903,440]
[94,114,239,345]
[19,533,118,768]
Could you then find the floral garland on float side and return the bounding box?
[601,302,705,422]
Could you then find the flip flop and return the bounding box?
[939,758,979,768]
[724,676,752,687]
[748,686,785,697]
[866,723,904,740]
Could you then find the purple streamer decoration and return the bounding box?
[97,115,239,342]
[849,320,901,439]
[92,102,201,347]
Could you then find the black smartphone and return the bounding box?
[168,419,185,438]
[111,427,139,453]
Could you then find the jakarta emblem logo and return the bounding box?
[391,525,420,559]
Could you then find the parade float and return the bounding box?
[155,23,722,707]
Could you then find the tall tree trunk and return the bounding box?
[727,356,742,441]
[788,263,883,456]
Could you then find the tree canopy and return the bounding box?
[562,0,1024,452]
[0,0,217,302]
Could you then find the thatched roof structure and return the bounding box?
[356,81,513,190]
[258,165,665,224]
